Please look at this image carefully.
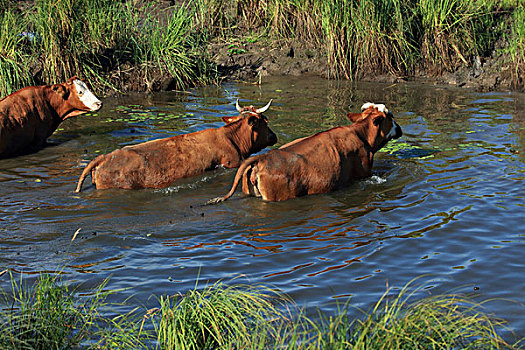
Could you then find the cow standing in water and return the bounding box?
[208,102,402,203]
[75,100,277,192]
[0,77,102,158]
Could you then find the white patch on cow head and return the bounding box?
[73,79,102,111]
[361,102,374,111]
[361,102,389,115]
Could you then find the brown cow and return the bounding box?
[0,77,102,158]
[208,102,402,203]
[75,100,277,192]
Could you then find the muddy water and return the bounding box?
[1,77,524,336]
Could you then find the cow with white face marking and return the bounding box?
[0,76,102,158]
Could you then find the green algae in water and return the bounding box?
[105,105,192,124]
[381,140,439,159]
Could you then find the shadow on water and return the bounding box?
[1,76,524,337]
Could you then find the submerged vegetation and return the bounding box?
[0,0,523,95]
[0,272,522,349]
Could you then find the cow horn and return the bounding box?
[236,99,242,113]
[255,99,272,114]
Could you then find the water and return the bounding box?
[1,76,524,338]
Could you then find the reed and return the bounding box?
[0,272,98,349]
[29,0,143,91]
[151,280,287,350]
[418,0,495,73]
[0,272,522,349]
[0,10,32,97]
[1,0,522,93]
[194,0,504,78]
[507,6,525,87]
[309,282,516,349]
[0,0,213,93]
[142,3,215,92]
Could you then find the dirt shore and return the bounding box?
[208,38,522,93]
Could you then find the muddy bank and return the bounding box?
[208,38,521,93]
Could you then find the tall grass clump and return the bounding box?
[0,271,146,350]
[20,0,212,93]
[141,4,215,92]
[418,0,495,73]
[30,0,141,90]
[303,282,517,349]
[0,10,32,97]
[31,0,78,85]
[152,280,287,350]
[0,272,94,349]
[0,272,522,349]
[507,6,525,88]
[319,0,419,79]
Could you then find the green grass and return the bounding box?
[140,3,216,92]
[0,0,523,94]
[1,272,522,349]
[0,9,32,97]
[311,282,516,349]
[194,0,519,81]
[0,271,146,350]
[419,0,495,73]
[151,280,288,350]
[0,272,105,349]
[0,0,213,96]
[507,5,525,87]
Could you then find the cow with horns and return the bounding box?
[75,99,277,191]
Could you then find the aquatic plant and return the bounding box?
[0,271,147,350]
[1,270,520,349]
[151,281,287,350]
[310,282,515,349]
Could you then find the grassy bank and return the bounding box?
[195,0,524,79]
[0,0,215,96]
[0,271,521,349]
[0,0,524,96]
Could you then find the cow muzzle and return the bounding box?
[268,129,278,146]
[387,120,402,140]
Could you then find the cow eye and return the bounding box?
[78,90,84,95]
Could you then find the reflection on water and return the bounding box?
[1,77,524,337]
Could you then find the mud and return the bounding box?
[208,37,522,93]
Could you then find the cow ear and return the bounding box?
[346,112,365,122]
[66,76,78,85]
[222,116,242,124]
[51,84,70,98]
[373,115,384,126]
[248,116,259,126]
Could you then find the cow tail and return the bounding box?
[75,155,104,193]
[206,156,259,205]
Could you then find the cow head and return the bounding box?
[51,76,102,120]
[223,99,277,156]
[346,102,402,152]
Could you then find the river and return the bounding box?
[1,76,524,339]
